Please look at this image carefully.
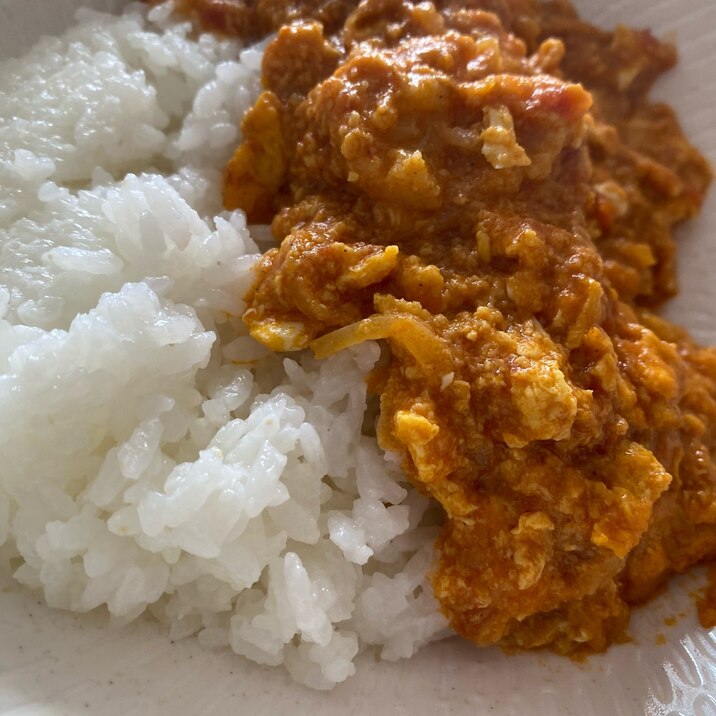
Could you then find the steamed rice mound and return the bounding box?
[0,2,448,690]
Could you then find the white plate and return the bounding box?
[0,1,715,714]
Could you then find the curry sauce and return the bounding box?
[171,0,716,654]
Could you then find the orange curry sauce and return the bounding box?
[169,0,716,654]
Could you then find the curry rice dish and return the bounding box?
[0,0,715,686]
[174,0,716,654]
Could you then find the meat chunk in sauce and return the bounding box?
[179,0,716,653]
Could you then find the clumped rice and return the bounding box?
[0,1,449,689]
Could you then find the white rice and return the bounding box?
[0,1,449,689]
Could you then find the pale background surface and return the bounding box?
[0,1,715,714]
